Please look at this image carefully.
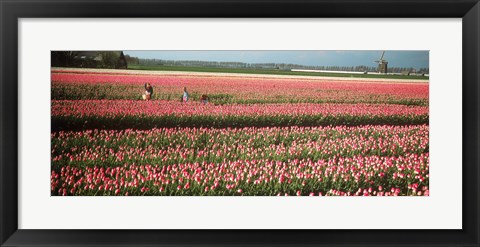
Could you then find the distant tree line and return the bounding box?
[124,55,140,65]
[133,57,428,74]
[51,51,128,69]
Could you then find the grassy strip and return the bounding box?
[52,114,429,131]
[128,65,429,80]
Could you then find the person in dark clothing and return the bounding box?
[200,94,209,104]
[143,83,153,100]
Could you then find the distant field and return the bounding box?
[127,65,429,80]
[51,69,429,105]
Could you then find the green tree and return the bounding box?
[51,51,78,67]
[99,51,120,68]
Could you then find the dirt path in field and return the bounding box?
[52,67,429,84]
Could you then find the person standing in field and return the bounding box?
[200,94,209,104]
[182,87,189,102]
[143,83,153,101]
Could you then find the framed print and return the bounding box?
[1,0,479,246]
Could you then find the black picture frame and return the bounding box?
[1,0,479,246]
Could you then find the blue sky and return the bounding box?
[124,51,429,69]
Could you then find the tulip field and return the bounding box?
[51,68,429,196]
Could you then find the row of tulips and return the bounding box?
[51,153,429,196]
[52,125,429,169]
[51,101,428,130]
[52,84,427,105]
[52,100,428,118]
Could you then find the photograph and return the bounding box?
[50,50,429,196]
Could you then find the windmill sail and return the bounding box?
[375,51,388,74]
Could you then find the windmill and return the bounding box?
[375,51,388,74]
